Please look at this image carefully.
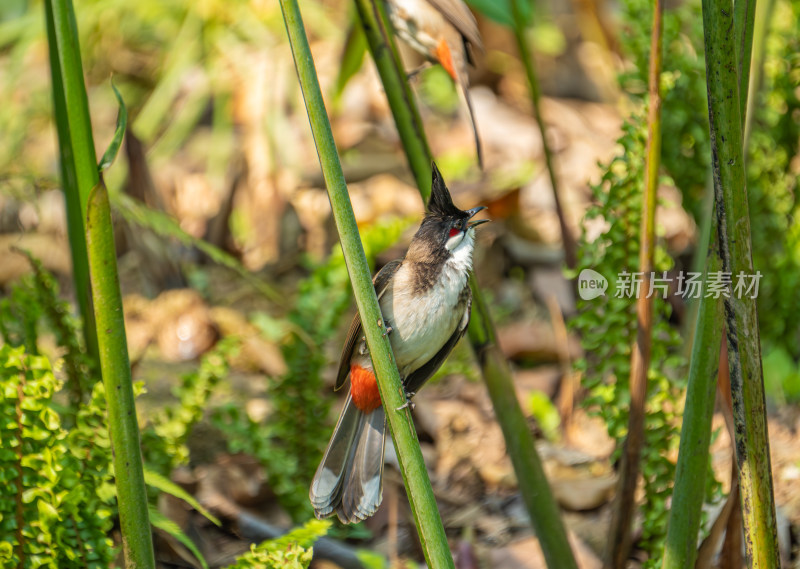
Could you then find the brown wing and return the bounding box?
[334,260,403,390]
[428,0,483,51]
[403,291,471,395]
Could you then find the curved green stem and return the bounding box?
[280,1,454,566]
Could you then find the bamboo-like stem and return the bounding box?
[662,0,764,564]
[700,0,780,565]
[280,2,454,566]
[510,0,577,270]
[44,0,99,368]
[353,0,433,198]
[86,181,155,569]
[605,2,664,566]
[354,3,578,568]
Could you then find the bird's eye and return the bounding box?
[448,227,460,238]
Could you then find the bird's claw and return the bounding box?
[395,391,416,412]
[382,325,393,338]
[407,62,432,82]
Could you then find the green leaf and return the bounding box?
[143,468,221,527]
[465,0,532,28]
[148,506,209,569]
[98,82,128,173]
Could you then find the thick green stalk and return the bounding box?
[355,2,577,567]
[663,0,762,564]
[352,0,433,197]
[700,0,779,566]
[280,2,454,566]
[468,275,579,569]
[44,0,99,366]
[607,2,664,566]
[510,0,577,269]
[86,182,155,569]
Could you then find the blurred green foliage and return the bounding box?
[572,115,716,565]
[745,0,800,364]
[0,345,115,568]
[226,519,330,569]
[141,337,239,476]
[0,252,93,414]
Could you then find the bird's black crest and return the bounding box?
[428,163,464,218]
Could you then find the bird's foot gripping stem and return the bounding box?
[395,390,416,412]
[406,62,432,82]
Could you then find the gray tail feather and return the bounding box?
[309,395,387,523]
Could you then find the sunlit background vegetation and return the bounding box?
[0,0,799,566]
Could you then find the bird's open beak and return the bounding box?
[465,206,489,229]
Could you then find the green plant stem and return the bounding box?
[353,0,433,197]
[279,2,454,566]
[663,0,765,564]
[86,181,155,569]
[468,275,578,569]
[510,0,576,270]
[700,0,780,566]
[606,2,664,567]
[661,247,724,569]
[734,0,756,120]
[355,2,577,567]
[44,0,99,366]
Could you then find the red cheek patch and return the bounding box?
[449,228,460,238]
[350,365,382,413]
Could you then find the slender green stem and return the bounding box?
[353,0,433,197]
[700,0,779,566]
[355,2,577,567]
[44,0,99,367]
[607,3,664,566]
[280,2,454,566]
[662,250,724,569]
[510,0,577,269]
[86,181,155,569]
[468,275,579,569]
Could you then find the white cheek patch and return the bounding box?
[445,232,465,251]
[447,229,476,272]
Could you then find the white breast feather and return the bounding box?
[382,231,474,376]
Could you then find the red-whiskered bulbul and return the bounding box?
[385,0,484,168]
[310,164,488,523]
